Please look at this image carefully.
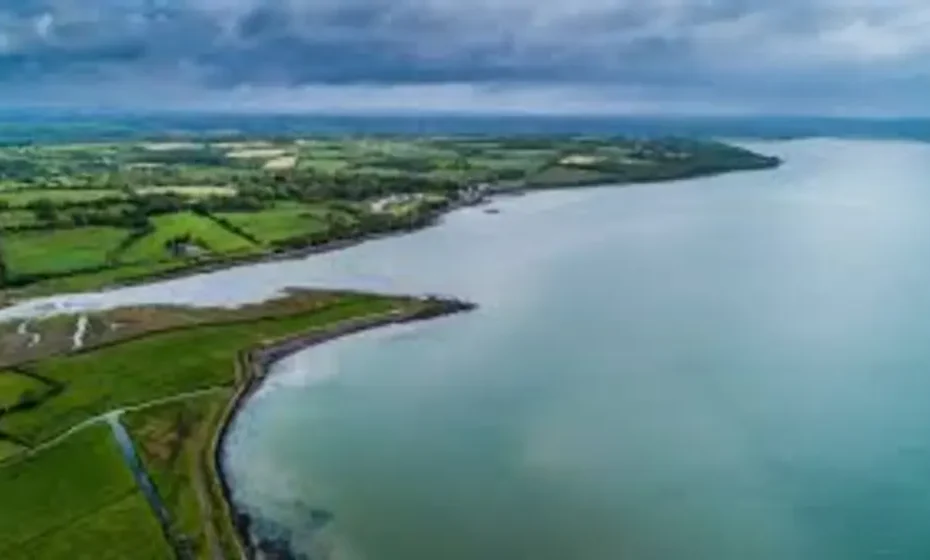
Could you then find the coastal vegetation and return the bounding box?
[1,294,398,446]
[0,424,172,559]
[123,391,238,559]
[0,290,472,559]
[0,136,778,302]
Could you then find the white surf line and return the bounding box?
[72,315,89,351]
[22,387,230,457]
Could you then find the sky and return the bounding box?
[1,0,929,115]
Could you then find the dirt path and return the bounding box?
[24,387,230,457]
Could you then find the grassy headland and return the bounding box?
[0,290,475,559]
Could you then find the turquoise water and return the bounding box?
[219,139,930,559]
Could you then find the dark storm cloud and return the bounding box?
[0,0,929,113]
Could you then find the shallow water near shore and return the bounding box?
[12,138,930,559]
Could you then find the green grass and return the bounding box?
[0,294,402,445]
[0,439,23,462]
[11,493,173,560]
[297,157,350,173]
[124,391,232,560]
[1,227,131,278]
[217,203,332,244]
[9,260,193,299]
[0,370,52,409]
[0,424,169,558]
[119,212,257,263]
[0,189,124,207]
[525,165,614,187]
[132,186,237,198]
[0,210,39,229]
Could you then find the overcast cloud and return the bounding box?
[0,0,929,114]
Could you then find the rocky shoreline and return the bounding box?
[211,296,477,559]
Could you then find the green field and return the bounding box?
[0,370,52,410]
[0,294,399,445]
[119,212,256,263]
[0,189,124,207]
[1,227,130,278]
[132,186,237,198]
[125,391,235,559]
[524,165,615,188]
[0,424,171,558]
[0,210,39,229]
[0,439,23,462]
[297,156,350,173]
[217,202,333,244]
[13,493,172,560]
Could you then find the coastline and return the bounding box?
[0,216,447,313]
[0,158,781,314]
[211,296,477,559]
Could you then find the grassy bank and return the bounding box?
[0,290,474,559]
[1,294,401,446]
[124,391,237,560]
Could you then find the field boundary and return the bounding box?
[201,210,263,247]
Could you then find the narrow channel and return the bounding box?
[105,412,182,557]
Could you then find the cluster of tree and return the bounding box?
[0,157,45,181]
[61,208,148,230]
[124,148,232,167]
[1,260,120,288]
[534,141,780,187]
[236,170,467,202]
[356,156,472,174]
[274,199,447,252]
[9,194,184,231]
[191,193,267,213]
[163,233,206,257]
[0,156,122,182]
[23,193,127,211]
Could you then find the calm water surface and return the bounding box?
[8,139,930,559]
